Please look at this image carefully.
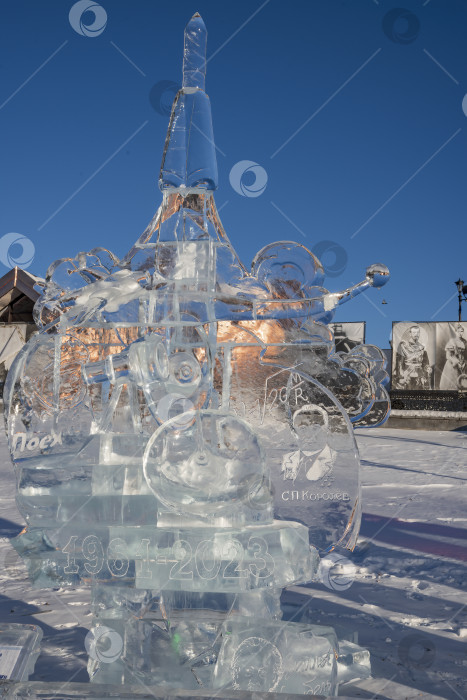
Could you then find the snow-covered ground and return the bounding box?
[0,423,466,699]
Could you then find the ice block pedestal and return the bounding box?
[0,624,42,682]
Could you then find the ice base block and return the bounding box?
[87,612,338,693]
[0,681,337,699]
[0,624,42,682]
[11,521,317,591]
[212,617,337,695]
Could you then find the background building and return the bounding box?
[0,267,39,396]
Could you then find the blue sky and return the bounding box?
[1,0,466,348]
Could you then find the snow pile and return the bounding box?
[390,409,467,419]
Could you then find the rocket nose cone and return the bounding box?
[183,12,207,90]
[186,12,206,31]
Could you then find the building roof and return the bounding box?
[0,267,42,323]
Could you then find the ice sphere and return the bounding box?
[366,262,390,288]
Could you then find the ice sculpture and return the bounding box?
[4,13,389,695]
[0,624,42,681]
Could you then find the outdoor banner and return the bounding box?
[330,322,365,353]
[392,322,467,391]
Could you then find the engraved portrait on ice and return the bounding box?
[281,404,335,484]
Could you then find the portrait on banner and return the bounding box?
[331,322,365,354]
[392,323,434,391]
[434,322,467,390]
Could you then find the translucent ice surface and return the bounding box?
[0,624,42,681]
[4,11,390,694]
[213,617,337,695]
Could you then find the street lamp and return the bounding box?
[455,279,467,322]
